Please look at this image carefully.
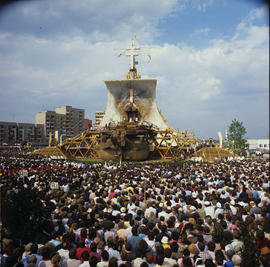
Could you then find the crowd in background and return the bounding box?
[0,148,270,267]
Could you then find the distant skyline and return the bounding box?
[0,0,269,139]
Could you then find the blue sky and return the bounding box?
[157,0,267,46]
[0,0,268,139]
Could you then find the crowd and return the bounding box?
[0,148,270,267]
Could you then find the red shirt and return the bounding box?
[89,251,101,261]
[76,247,91,261]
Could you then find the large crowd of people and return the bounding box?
[0,147,269,267]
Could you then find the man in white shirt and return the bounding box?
[163,248,177,267]
[204,201,215,218]
[214,203,223,219]
[79,251,90,267]
[145,202,156,219]
[158,207,170,221]
[107,239,120,260]
[57,242,69,260]
[97,251,109,267]
[62,248,81,267]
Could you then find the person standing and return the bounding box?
[62,248,81,267]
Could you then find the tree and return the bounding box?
[226,119,247,156]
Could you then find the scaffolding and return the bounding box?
[58,129,100,159]
[153,128,200,160]
[33,125,202,161]
[192,147,234,162]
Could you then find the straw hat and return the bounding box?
[161,236,169,244]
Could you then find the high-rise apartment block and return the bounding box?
[35,110,61,138]
[36,105,84,140]
[55,106,84,136]
[0,122,45,145]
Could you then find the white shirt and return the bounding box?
[125,227,133,239]
[163,257,177,267]
[158,211,170,220]
[145,206,156,218]
[79,262,90,267]
[230,205,237,215]
[97,261,109,267]
[38,260,51,267]
[57,248,69,259]
[62,258,81,267]
[204,206,215,218]
[133,258,144,267]
[214,208,224,219]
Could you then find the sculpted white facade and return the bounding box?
[100,79,168,129]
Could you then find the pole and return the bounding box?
[144,181,146,203]
[60,134,66,145]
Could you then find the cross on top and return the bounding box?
[125,36,140,71]
[117,36,152,79]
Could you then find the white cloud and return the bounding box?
[175,0,215,11]
[186,0,215,11]
[234,6,269,40]
[195,0,215,11]
[140,9,268,136]
[1,0,178,42]
[0,2,268,138]
[194,77,221,100]
[196,28,211,34]
[245,5,268,22]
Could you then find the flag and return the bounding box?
[147,54,151,63]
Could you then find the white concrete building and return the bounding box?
[247,139,269,151]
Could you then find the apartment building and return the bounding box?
[55,106,84,137]
[1,106,84,145]
[0,122,45,145]
[94,110,105,127]
[36,105,84,140]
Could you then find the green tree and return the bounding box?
[226,119,247,156]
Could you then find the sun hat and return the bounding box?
[161,236,169,244]
[120,207,126,213]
